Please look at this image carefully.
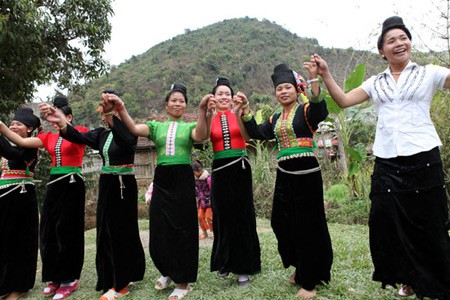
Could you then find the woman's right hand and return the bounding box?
[233,92,249,114]
[101,93,123,113]
[311,54,330,76]
[38,103,66,127]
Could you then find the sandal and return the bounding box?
[155,276,172,290]
[217,271,229,278]
[99,288,128,300]
[52,280,79,300]
[168,287,192,300]
[398,285,414,297]
[42,282,60,296]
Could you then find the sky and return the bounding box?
[36,0,444,99]
[103,0,444,66]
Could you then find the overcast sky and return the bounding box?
[103,0,444,66]
[35,0,445,100]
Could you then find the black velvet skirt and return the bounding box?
[95,174,145,292]
[210,157,261,276]
[0,184,38,295]
[149,165,198,283]
[272,157,333,291]
[369,147,450,299]
[40,174,85,282]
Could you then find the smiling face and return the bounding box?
[275,83,298,108]
[214,85,233,112]
[379,28,411,64]
[9,120,31,138]
[165,91,187,119]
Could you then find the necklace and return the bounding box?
[391,72,402,75]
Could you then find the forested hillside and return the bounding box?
[69,17,385,127]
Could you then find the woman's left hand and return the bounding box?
[38,103,64,125]
[232,92,249,114]
[303,55,319,79]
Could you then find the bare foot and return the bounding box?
[290,272,296,284]
[296,288,317,299]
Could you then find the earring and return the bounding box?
[27,130,32,133]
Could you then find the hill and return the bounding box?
[69,17,385,127]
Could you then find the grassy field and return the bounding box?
[22,219,405,300]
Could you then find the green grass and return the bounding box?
[23,219,402,299]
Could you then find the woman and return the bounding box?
[0,96,87,300]
[236,63,333,299]
[102,83,211,300]
[41,89,146,300]
[206,77,261,286]
[313,16,450,300]
[0,108,40,300]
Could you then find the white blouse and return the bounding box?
[361,61,449,158]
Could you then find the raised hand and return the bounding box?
[38,103,65,126]
[232,92,249,114]
[101,92,123,113]
[303,55,319,79]
[201,94,216,117]
[311,54,329,76]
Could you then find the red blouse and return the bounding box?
[37,126,88,167]
[210,110,246,152]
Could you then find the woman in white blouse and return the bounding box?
[311,16,450,300]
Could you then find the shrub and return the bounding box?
[324,183,351,204]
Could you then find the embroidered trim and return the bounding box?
[275,103,299,149]
[220,114,231,150]
[103,131,113,166]
[165,122,178,156]
[55,136,63,166]
[303,103,316,134]
[1,169,34,179]
[277,152,316,162]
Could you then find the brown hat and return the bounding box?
[377,16,412,50]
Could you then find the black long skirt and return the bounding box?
[0,184,38,295]
[149,165,198,283]
[272,157,333,291]
[369,147,450,299]
[95,174,145,292]
[40,174,85,282]
[210,157,261,275]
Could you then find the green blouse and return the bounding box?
[147,118,197,166]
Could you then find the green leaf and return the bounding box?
[344,64,366,93]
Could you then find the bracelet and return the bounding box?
[307,78,319,84]
[241,111,253,122]
[310,87,323,103]
[103,111,113,116]
[115,102,125,111]
[59,124,67,131]
[241,102,249,109]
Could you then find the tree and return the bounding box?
[0,0,113,114]
[323,64,376,198]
